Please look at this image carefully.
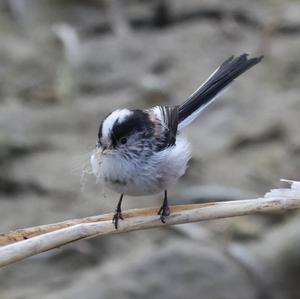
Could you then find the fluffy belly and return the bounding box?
[104,174,165,196]
[90,136,191,196]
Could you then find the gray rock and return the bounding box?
[43,239,259,299]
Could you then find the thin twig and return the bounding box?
[0,182,300,268]
[0,204,198,246]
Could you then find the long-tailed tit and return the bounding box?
[91,54,263,229]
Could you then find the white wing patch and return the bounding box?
[102,109,132,139]
[151,106,169,130]
[151,106,163,122]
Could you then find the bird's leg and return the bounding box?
[158,190,170,223]
[112,194,124,229]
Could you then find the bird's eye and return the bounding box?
[120,137,127,144]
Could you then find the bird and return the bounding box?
[90,53,263,229]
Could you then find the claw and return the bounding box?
[158,190,170,223]
[158,206,170,223]
[112,211,124,229]
[112,194,124,229]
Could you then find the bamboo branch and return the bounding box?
[0,180,299,268]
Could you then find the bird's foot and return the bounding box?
[112,211,124,229]
[112,194,124,229]
[158,203,170,223]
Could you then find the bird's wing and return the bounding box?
[151,105,179,148]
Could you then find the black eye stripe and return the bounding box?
[110,110,154,146]
[98,122,103,140]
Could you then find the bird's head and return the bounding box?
[95,109,156,160]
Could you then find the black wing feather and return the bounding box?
[158,106,179,148]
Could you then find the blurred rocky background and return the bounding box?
[0,0,300,298]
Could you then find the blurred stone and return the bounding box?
[230,124,285,151]
[43,240,259,299]
[133,74,171,106]
[173,185,256,204]
[231,215,300,299]
[225,216,270,241]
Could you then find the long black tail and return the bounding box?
[178,54,263,130]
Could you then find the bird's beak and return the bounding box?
[96,142,106,152]
[95,145,112,156]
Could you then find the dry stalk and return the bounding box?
[0,180,299,268]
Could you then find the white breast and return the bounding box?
[90,136,191,196]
